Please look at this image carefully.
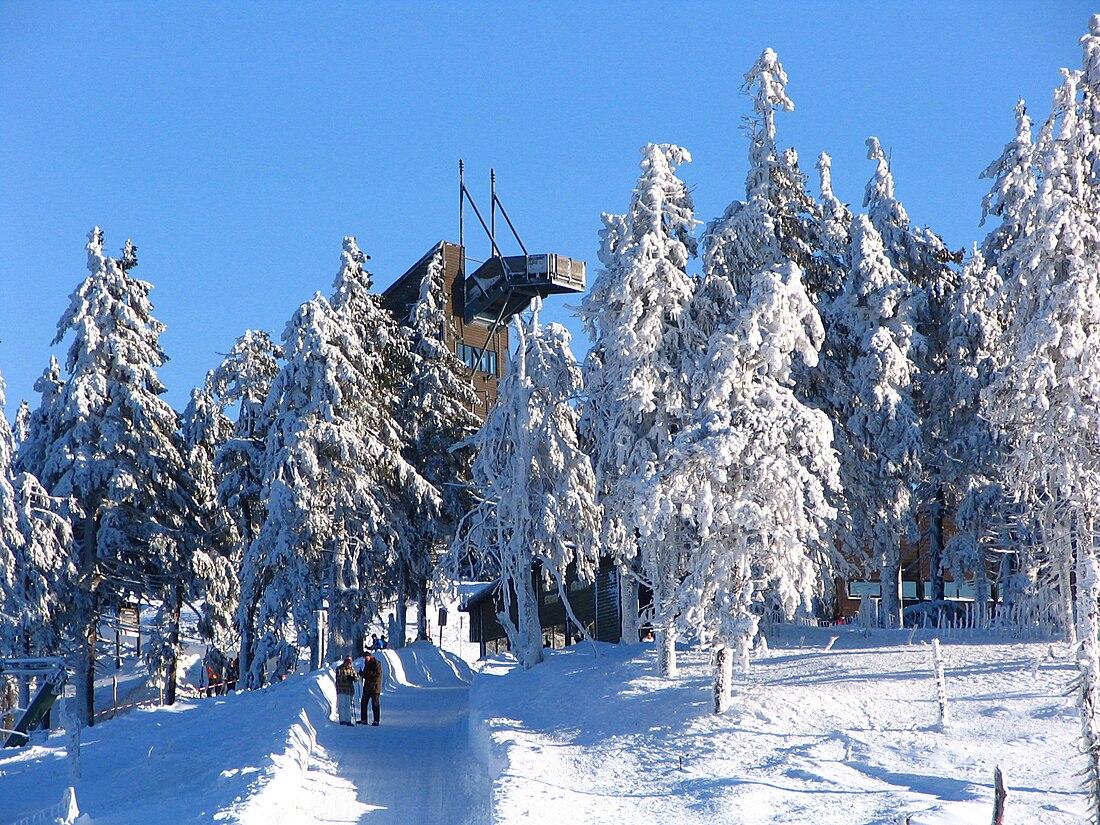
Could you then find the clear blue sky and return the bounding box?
[1,2,1092,415]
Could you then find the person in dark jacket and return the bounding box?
[334,656,358,725]
[360,651,383,726]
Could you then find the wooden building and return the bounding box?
[462,558,624,658]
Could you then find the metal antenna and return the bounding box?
[490,168,497,255]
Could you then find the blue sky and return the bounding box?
[0,2,1093,414]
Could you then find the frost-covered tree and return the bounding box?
[11,471,74,659]
[577,143,696,673]
[14,357,64,480]
[240,238,436,685]
[645,262,839,713]
[31,229,197,723]
[447,300,599,669]
[180,377,239,661]
[397,244,479,645]
[828,216,923,628]
[706,49,834,293]
[209,331,282,676]
[862,137,964,617]
[0,376,23,655]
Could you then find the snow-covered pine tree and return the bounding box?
[327,236,438,655]
[577,143,697,674]
[180,377,239,663]
[240,238,436,685]
[209,331,282,678]
[938,248,1009,614]
[13,357,64,480]
[984,20,1100,652]
[33,229,197,723]
[0,374,23,656]
[828,216,923,628]
[447,299,599,669]
[397,244,480,646]
[701,48,849,635]
[706,49,830,295]
[11,471,74,660]
[646,259,839,713]
[862,136,965,621]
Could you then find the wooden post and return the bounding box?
[992,766,1006,825]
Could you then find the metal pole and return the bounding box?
[490,168,496,256]
[459,159,465,252]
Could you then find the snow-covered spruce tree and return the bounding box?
[827,216,923,628]
[447,299,599,669]
[13,357,64,480]
[327,236,438,655]
[577,143,696,673]
[0,375,24,656]
[702,48,849,628]
[180,376,240,663]
[938,248,1010,613]
[397,244,479,645]
[863,137,965,620]
[33,230,198,723]
[984,22,1100,650]
[240,239,436,685]
[707,49,833,296]
[645,261,839,713]
[208,331,282,677]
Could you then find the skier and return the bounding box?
[360,651,383,726]
[334,656,358,725]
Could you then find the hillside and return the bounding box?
[0,629,1085,824]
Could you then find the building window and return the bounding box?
[847,581,882,600]
[457,342,498,375]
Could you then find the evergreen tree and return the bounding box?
[647,259,839,712]
[240,239,435,685]
[32,228,196,723]
[577,143,697,674]
[209,331,282,679]
[984,20,1100,659]
[0,375,23,655]
[828,216,923,628]
[397,244,479,645]
[180,377,239,661]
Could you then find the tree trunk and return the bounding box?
[928,488,945,602]
[656,565,678,677]
[657,625,677,678]
[619,565,640,644]
[880,547,903,630]
[713,645,733,714]
[504,566,544,669]
[393,563,408,649]
[164,586,183,706]
[417,576,429,642]
[78,501,100,727]
[1062,516,1078,647]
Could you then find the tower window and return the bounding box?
[457,342,498,375]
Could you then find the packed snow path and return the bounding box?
[296,645,489,825]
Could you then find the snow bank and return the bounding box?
[467,628,1087,824]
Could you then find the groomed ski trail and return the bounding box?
[294,643,490,825]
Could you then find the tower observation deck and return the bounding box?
[463,253,585,324]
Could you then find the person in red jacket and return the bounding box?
[360,652,383,726]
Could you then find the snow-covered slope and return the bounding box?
[471,626,1083,824]
[0,630,1085,824]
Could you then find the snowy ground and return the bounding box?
[0,627,1086,824]
[474,625,1084,824]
